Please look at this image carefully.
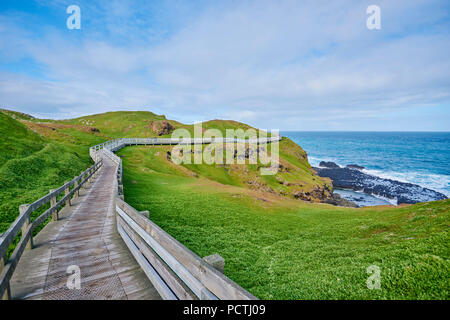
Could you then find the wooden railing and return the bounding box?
[91,137,268,300]
[0,160,103,299]
[90,136,281,152]
[1,136,276,300]
[116,199,256,300]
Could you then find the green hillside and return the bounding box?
[0,111,104,240]
[0,108,448,299]
[0,112,43,167]
[58,110,332,200]
[119,146,449,300]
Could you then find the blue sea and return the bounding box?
[282,132,450,206]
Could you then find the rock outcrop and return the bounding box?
[147,120,174,136]
[323,193,359,208]
[313,166,447,204]
[319,161,340,168]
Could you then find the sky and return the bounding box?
[0,0,449,131]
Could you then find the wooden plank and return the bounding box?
[0,225,32,299]
[117,224,176,300]
[9,157,159,300]
[116,198,256,300]
[0,160,102,260]
[117,215,196,300]
[116,205,217,300]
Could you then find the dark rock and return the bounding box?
[148,120,174,136]
[292,190,311,201]
[319,161,340,168]
[313,166,447,205]
[291,185,332,202]
[346,164,364,170]
[323,193,359,208]
[90,127,100,133]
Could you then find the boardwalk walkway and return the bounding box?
[3,137,271,300]
[9,155,161,300]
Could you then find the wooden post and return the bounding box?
[19,204,33,250]
[0,255,5,271]
[0,235,10,300]
[50,189,58,221]
[1,283,11,300]
[73,177,79,198]
[139,211,149,219]
[64,182,71,207]
[203,254,225,273]
[0,251,7,275]
[0,253,8,299]
[0,236,9,300]
[82,173,87,188]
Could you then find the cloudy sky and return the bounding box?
[0,0,449,130]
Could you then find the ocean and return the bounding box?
[282,131,450,206]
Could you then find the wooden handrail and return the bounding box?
[116,198,256,300]
[0,160,102,299]
[2,136,275,300]
[89,138,258,300]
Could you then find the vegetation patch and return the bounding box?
[119,145,450,300]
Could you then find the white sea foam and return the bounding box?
[334,189,394,207]
[309,156,449,198]
[370,193,398,206]
[362,169,450,197]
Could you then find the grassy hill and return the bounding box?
[0,111,106,241]
[0,112,44,167]
[119,146,449,299]
[42,110,333,201]
[0,108,448,299]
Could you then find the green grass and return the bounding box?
[0,112,44,167]
[119,145,450,300]
[1,109,448,300]
[0,113,103,235]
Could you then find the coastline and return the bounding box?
[313,161,448,207]
[282,131,449,207]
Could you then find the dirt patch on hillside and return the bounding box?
[145,120,175,136]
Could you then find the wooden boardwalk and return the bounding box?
[2,137,263,300]
[9,156,161,300]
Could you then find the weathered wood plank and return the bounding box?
[117,215,196,300]
[116,198,256,300]
[9,156,160,300]
[117,224,176,300]
[117,205,216,300]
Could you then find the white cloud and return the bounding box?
[0,0,449,130]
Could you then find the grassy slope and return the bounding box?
[0,112,107,238]
[63,111,182,138]
[1,109,448,299]
[61,111,331,198]
[119,145,449,300]
[0,112,44,167]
